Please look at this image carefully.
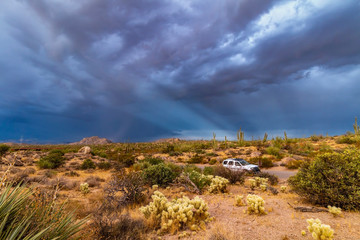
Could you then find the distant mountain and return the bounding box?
[69,136,113,145]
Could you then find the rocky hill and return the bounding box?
[69,136,112,145]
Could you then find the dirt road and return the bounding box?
[263,166,298,180]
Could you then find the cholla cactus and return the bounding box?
[234,195,245,206]
[140,191,212,234]
[208,176,229,193]
[152,185,159,190]
[301,230,306,236]
[246,194,266,215]
[327,206,342,217]
[306,218,334,240]
[249,179,256,190]
[260,184,267,192]
[254,177,268,187]
[280,186,287,193]
[80,183,89,194]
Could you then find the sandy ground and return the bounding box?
[155,184,360,240]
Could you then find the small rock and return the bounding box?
[78,146,91,155]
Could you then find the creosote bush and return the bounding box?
[38,150,65,169]
[140,191,213,234]
[246,194,266,215]
[289,149,360,210]
[80,158,96,170]
[143,163,176,187]
[306,218,334,240]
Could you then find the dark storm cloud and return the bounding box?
[0,0,359,142]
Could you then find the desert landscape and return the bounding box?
[0,131,359,239]
[1,1,360,239]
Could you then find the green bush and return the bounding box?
[97,161,112,170]
[265,146,282,159]
[203,166,215,175]
[184,164,202,173]
[80,159,96,170]
[208,159,217,165]
[143,164,176,186]
[38,151,65,169]
[259,157,274,168]
[336,135,356,144]
[188,154,204,164]
[0,144,10,156]
[188,171,211,191]
[289,149,360,210]
[143,157,164,165]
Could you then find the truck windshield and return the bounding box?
[237,160,250,165]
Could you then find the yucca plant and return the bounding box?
[0,184,87,240]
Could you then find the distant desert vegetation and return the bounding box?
[0,125,360,239]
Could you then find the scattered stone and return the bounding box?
[78,146,91,155]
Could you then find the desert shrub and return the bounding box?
[80,158,96,170]
[119,153,136,167]
[143,163,176,186]
[42,169,57,178]
[143,157,164,165]
[336,135,356,144]
[23,167,36,175]
[246,194,266,215]
[94,213,147,240]
[306,218,334,240]
[0,144,10,156]
[166,162,182,178]
[259,157,274,168]
[0,184,87,239]
[213,166,245,184]
[203,166,215,175]
[140,191,212,233]
[105,170,146,208]
[97,161,112,170]
[10,171,29,185]
[265,146,282,159]
[162,144,175,154]
[310,134,323,142]
[286,159,304,169]
[289,149,360,210]
[85,175,104,187]
[188,171,212,191]
[188,154,204,164]
[183,164,202,173]
[38,151,65,169]
[256,172,279,185]
[64,170,80,177]
[209,159,217,165]
[208,176,229,193]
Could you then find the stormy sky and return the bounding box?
[0,0,359,143]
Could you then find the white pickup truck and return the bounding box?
[222,158,260,173]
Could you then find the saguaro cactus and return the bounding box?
[263,133,268,143]
[212,132,217,148]
[354,117,359,135]
[237,128,244,145]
